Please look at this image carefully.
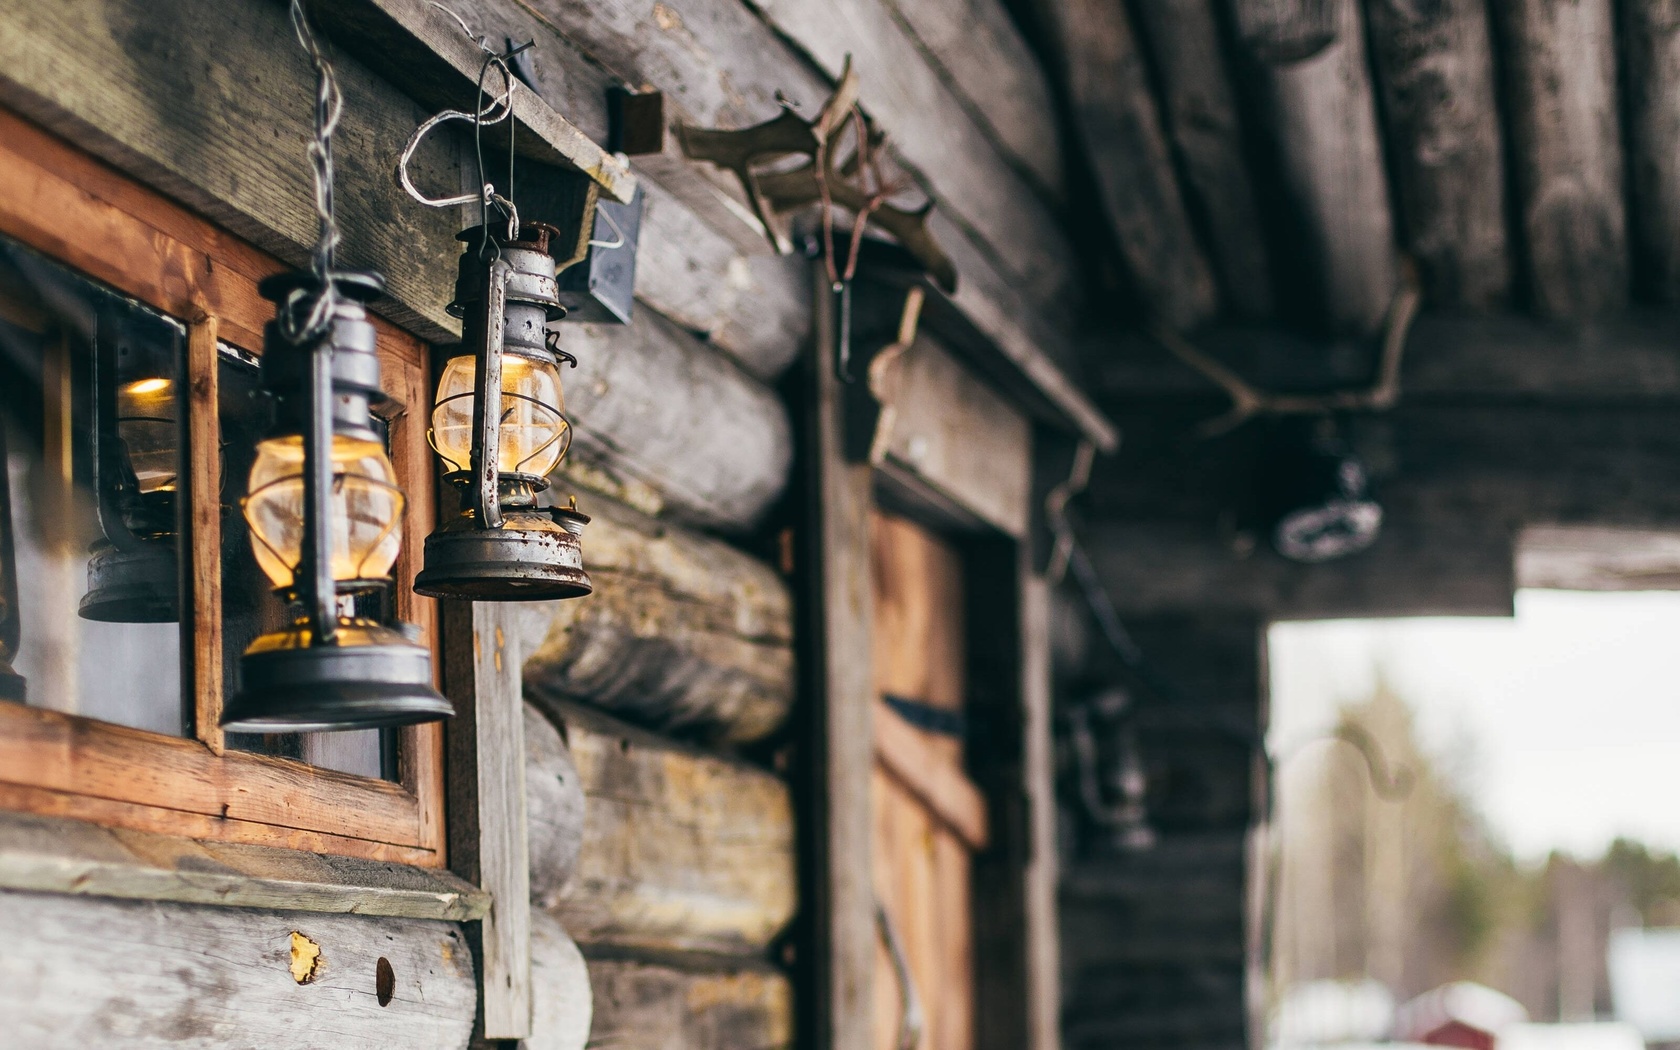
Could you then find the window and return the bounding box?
[0,106,445,865]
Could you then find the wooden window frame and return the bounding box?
[0,107,446,867]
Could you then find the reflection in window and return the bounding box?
[0,237,185,735]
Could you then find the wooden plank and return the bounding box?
[525,703,586,910]
[519,489,795,746]
[1128,0,1275,318]
[315,0,636,203]
[1364,0,1510,308]
[873,703,988,850]
[1516,525,1680,591]
[1038,0,1219,329]
[1240,0,1399,335]
[184,318,223,753]
[543,702,797,957]
[0,889,476,1049]
[870,513,968,728]
[873,334,1033,538]
[805,261,879,1050]
[1620,0,1680,303]
[1495,0,1627,317]
[529,911,594,1050]
[875,0,1063,196]
[558,311,794,533]
[0,703,438,850]
[0,810,487,920]
[587,959,794,1050]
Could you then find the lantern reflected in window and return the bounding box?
[80,311,184,623]
[415,223,591,602]
[219,270,451,734]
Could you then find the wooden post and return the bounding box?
[443,602,533,1041]
[1364,0,1509,308]
[1620,0,1680,303]
[1019,553,1062,1050]
[1495,0,1626,318]
[801,268,877,1050]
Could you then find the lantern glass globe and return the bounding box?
[243,434,404,590]
[431,353,568,479]
[117,377,179,495]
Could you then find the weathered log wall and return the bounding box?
[0,889,478,1050]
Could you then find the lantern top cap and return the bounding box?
[455,222,565,257]
[257,268,386,305]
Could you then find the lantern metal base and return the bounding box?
[221,621,452,733]
[414,518,592,602]
[80,541,178,623]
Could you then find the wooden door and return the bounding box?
[870,512,988,1050]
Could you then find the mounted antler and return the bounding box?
[677,58,956,292]
[1152,270,1422,437]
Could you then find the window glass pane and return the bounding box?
[217,345,392,781]
[0,236,185,735]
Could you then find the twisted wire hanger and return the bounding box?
[280,0,347,346]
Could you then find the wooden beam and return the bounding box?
[1495,0,1627,318]
[1620,0,1680,303]
[1018,562,1062,1050]
[541,702,797,958]
[0,810,487,920]
[0,889,476,1048]
[1129,0,1275,318]
[1237,0,1399,335]
[1089,311,1680,404]
[1038,0,1220,329]
[1364,0,1510,308]
[1517,525,1680,592]
[518,489,795,746]
[873,0,1064,197]
[315,0,634,203]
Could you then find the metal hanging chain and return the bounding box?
[281,0,346,346]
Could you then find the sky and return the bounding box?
[1268,590,1680,863]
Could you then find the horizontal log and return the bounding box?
[1128,0,1274,318]
[517,490,795,745]
[0,889,475,1048]
[1040,0,1219,329]
[0,810,486,920]
[1620,0,1680,303]
[557,309,794,532]
[1364,0,1509,308]
[530,912,594,1050]
[540,702,796,958]
[877,0,1063,195]
[1496,0,1627,317]
[1090,311,1680,403]
[1242,0,1399,335]
[586,959,794,1050]
[526,703,587,909]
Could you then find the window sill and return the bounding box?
[0,810,488,921]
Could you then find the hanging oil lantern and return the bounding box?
[219,270,452,732]
[79,310,182,623]
[414,222,591,601]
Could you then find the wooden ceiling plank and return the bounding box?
[1365,0,1511,309]
[1620,0,1680,303]
[1130,0,1275,319]
[1495,0,1627,318]
[1037,0,1220,330]
[1234,0,1399,336]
